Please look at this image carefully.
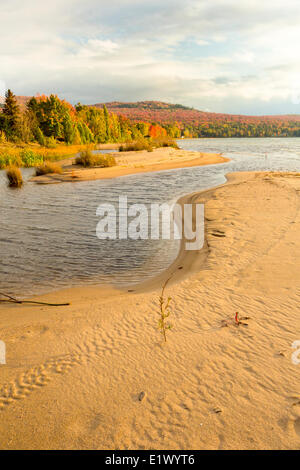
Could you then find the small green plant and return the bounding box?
[35,161,62,176]
[157,266,184,341]
[0,151,22,169]
[158,289,172,342]
[6,165,23,188]
[20,149,44,167]
[157,274,175,341]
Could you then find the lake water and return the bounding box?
[1,138,300,297]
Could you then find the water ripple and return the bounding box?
[0,137,300,297]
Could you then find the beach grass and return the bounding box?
[75,149,116,168]
[0,143,91,169]
[35,161,63,176]
[119,137,179,152]
[6,165,23,187]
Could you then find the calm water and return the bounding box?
[1,138,300,297]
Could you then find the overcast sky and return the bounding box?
[1,0,300,114]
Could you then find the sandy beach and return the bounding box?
[1,171,300,450]
[30,146,228,183]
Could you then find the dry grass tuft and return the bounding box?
[75,149,116,168]
[35,161,63,176]
[119,137,179,152]
[6,166,23,188]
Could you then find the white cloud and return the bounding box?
[76,39,120,58]
[0,0,299,113]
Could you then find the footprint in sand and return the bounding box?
[0,352,82,410]
[292,402,300,438]
[294,417,300,437]
[287,399,300,438]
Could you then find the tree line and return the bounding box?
[3,90,299,143]
[0,90,169,146]
[182,121,300,138]
[102,101,300,138]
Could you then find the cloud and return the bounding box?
[0,0,299,113]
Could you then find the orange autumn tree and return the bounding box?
[148,124,167,138]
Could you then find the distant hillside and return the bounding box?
[16,95,32,109]
[12,97,300,125]
[93,100,300,126]
[91,101,300,137]
[98,101,193,111]
[2,96,300,137]
[0,95,33,110]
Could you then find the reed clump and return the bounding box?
[75,149,116,168]
[119,137,179,152]
[6,165,23,188]
[154,136,179,149]
[119,139,153,152]
[35,161,63,176]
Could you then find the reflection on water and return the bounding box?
[0,138,300,297]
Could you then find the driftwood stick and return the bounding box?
[0,292,70,307]
[0,292,21,302]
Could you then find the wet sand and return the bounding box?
[1,171,300,449]
[30,147,228,184]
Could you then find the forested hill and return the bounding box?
[3,96,300,138]
[92,101,300,138]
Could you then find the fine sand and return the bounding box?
[0,171,300,450]
[30,146,228,183]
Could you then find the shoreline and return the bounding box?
[7,171,271,300]
[2,169,298,301]
[2,169,228,301]
[30,146,229,184]
[1,170,300,450]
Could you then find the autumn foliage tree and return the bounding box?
[149,124,167,138]
[27,95,75,141]
[0,91,179,145]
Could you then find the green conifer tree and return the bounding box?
[3,89,20,137]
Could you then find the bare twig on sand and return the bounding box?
[0,292,70,307]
